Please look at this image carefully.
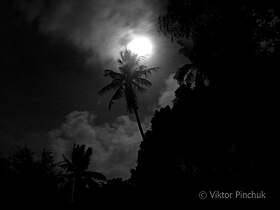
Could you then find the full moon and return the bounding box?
[127,37,152,57]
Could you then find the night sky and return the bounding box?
[0,0,187,178]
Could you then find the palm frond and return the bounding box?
[136,55,146,64]
[118,50,141,67]
[60,154,73,171]
[84,147,92,161]
[83,147,92,169]
[117,59,123,65]
[132,81,147,93]
[174,64,196,85]
[120,51,125,63]
[104,69,123,79]
[109,85,124,110]
[68,144,93,172]
[133,78,152,87]
[62,172,74,178]
[135,67,159,78]
[71,144,82,167]
[98,79,123,95]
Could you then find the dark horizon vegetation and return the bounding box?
[0,0,278,207]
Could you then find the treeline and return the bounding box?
[0,146,133,208]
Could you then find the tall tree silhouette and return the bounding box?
[60,144,106,203]
[99,49,159,140]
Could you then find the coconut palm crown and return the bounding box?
[99,49,159,139]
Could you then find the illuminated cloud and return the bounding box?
[158,74,179,107]
[49,111,146,179]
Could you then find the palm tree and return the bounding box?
[99,49,159,140]
[174,63,208,89]
[60,144,106,203]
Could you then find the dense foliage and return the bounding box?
[0,0,277,206]
[131,0,278,200]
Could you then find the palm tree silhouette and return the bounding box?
[99,49,159,140]
[174,64,208,89]
[60,144,106,203]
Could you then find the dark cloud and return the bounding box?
[49,111,149,179]
[0,127,51,159]
[19,0,165,64]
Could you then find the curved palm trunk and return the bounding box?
[132,104,145,140]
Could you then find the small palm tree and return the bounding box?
[99,50,159,140]
[60,144,106,203]
[174,63,208,89]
